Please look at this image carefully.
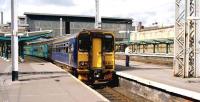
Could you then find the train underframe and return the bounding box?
[53,61,117,85]
[77,69,114,83]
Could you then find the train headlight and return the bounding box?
[94,70,102,78]
[79,61,88,66]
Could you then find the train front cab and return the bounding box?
[77,31,115,83]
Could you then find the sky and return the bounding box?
[0,0,175,26]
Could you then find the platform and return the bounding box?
[115,60,200,101]
[0,57,109,102]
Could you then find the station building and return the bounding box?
[25,12,133,41]
[0,12,133,60]
[115,25,175,65]
[130,25,174,54]
[116,25,175,54]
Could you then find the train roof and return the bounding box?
[27,29,114,45]
[82,29,114,33]
[26,34,74,45]
[53,34,78,44]
[53,29,114,44]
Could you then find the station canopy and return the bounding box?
[130,38,174,45]
[0,30,53,42]
[115,38,174,45]
[115,41,130,45]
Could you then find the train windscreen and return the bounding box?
[104,35,114,52]
[78,34,90,52]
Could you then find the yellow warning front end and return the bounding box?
[77,30,115,84]
[92,38,102,69]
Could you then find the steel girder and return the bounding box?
[174,0,200,77]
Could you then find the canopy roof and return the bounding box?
[115,41,130,45]
[130,38,174,44]
[115,38,174,45]
[0,30,52,42]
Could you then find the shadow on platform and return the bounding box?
[19,74,69,82]
[0,71,67,75]
[0,71,70,82]
[115,65,171,71]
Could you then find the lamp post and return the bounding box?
[60,18,63,36]
[11,0,19,81]
[95,0,101,29]
[1,11,3,25]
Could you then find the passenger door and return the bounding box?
[92,38,102,68]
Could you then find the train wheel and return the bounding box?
[88,78,94,85]
[108,72,119,87]
[72,68,78,78]
[87,70,95,85]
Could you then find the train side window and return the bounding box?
[103,34,114,52]
[60,47,64,53]
[53,48,56,52]
[68,44,73,53]
[56,48,61,52]
[78,34,90,52]
[66,47,68,53]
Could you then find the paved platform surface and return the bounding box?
[115,60,200,100]
[0,57,108,102]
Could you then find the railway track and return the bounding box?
[94,86,134,102]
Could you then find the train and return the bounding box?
[24,29,116,84]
